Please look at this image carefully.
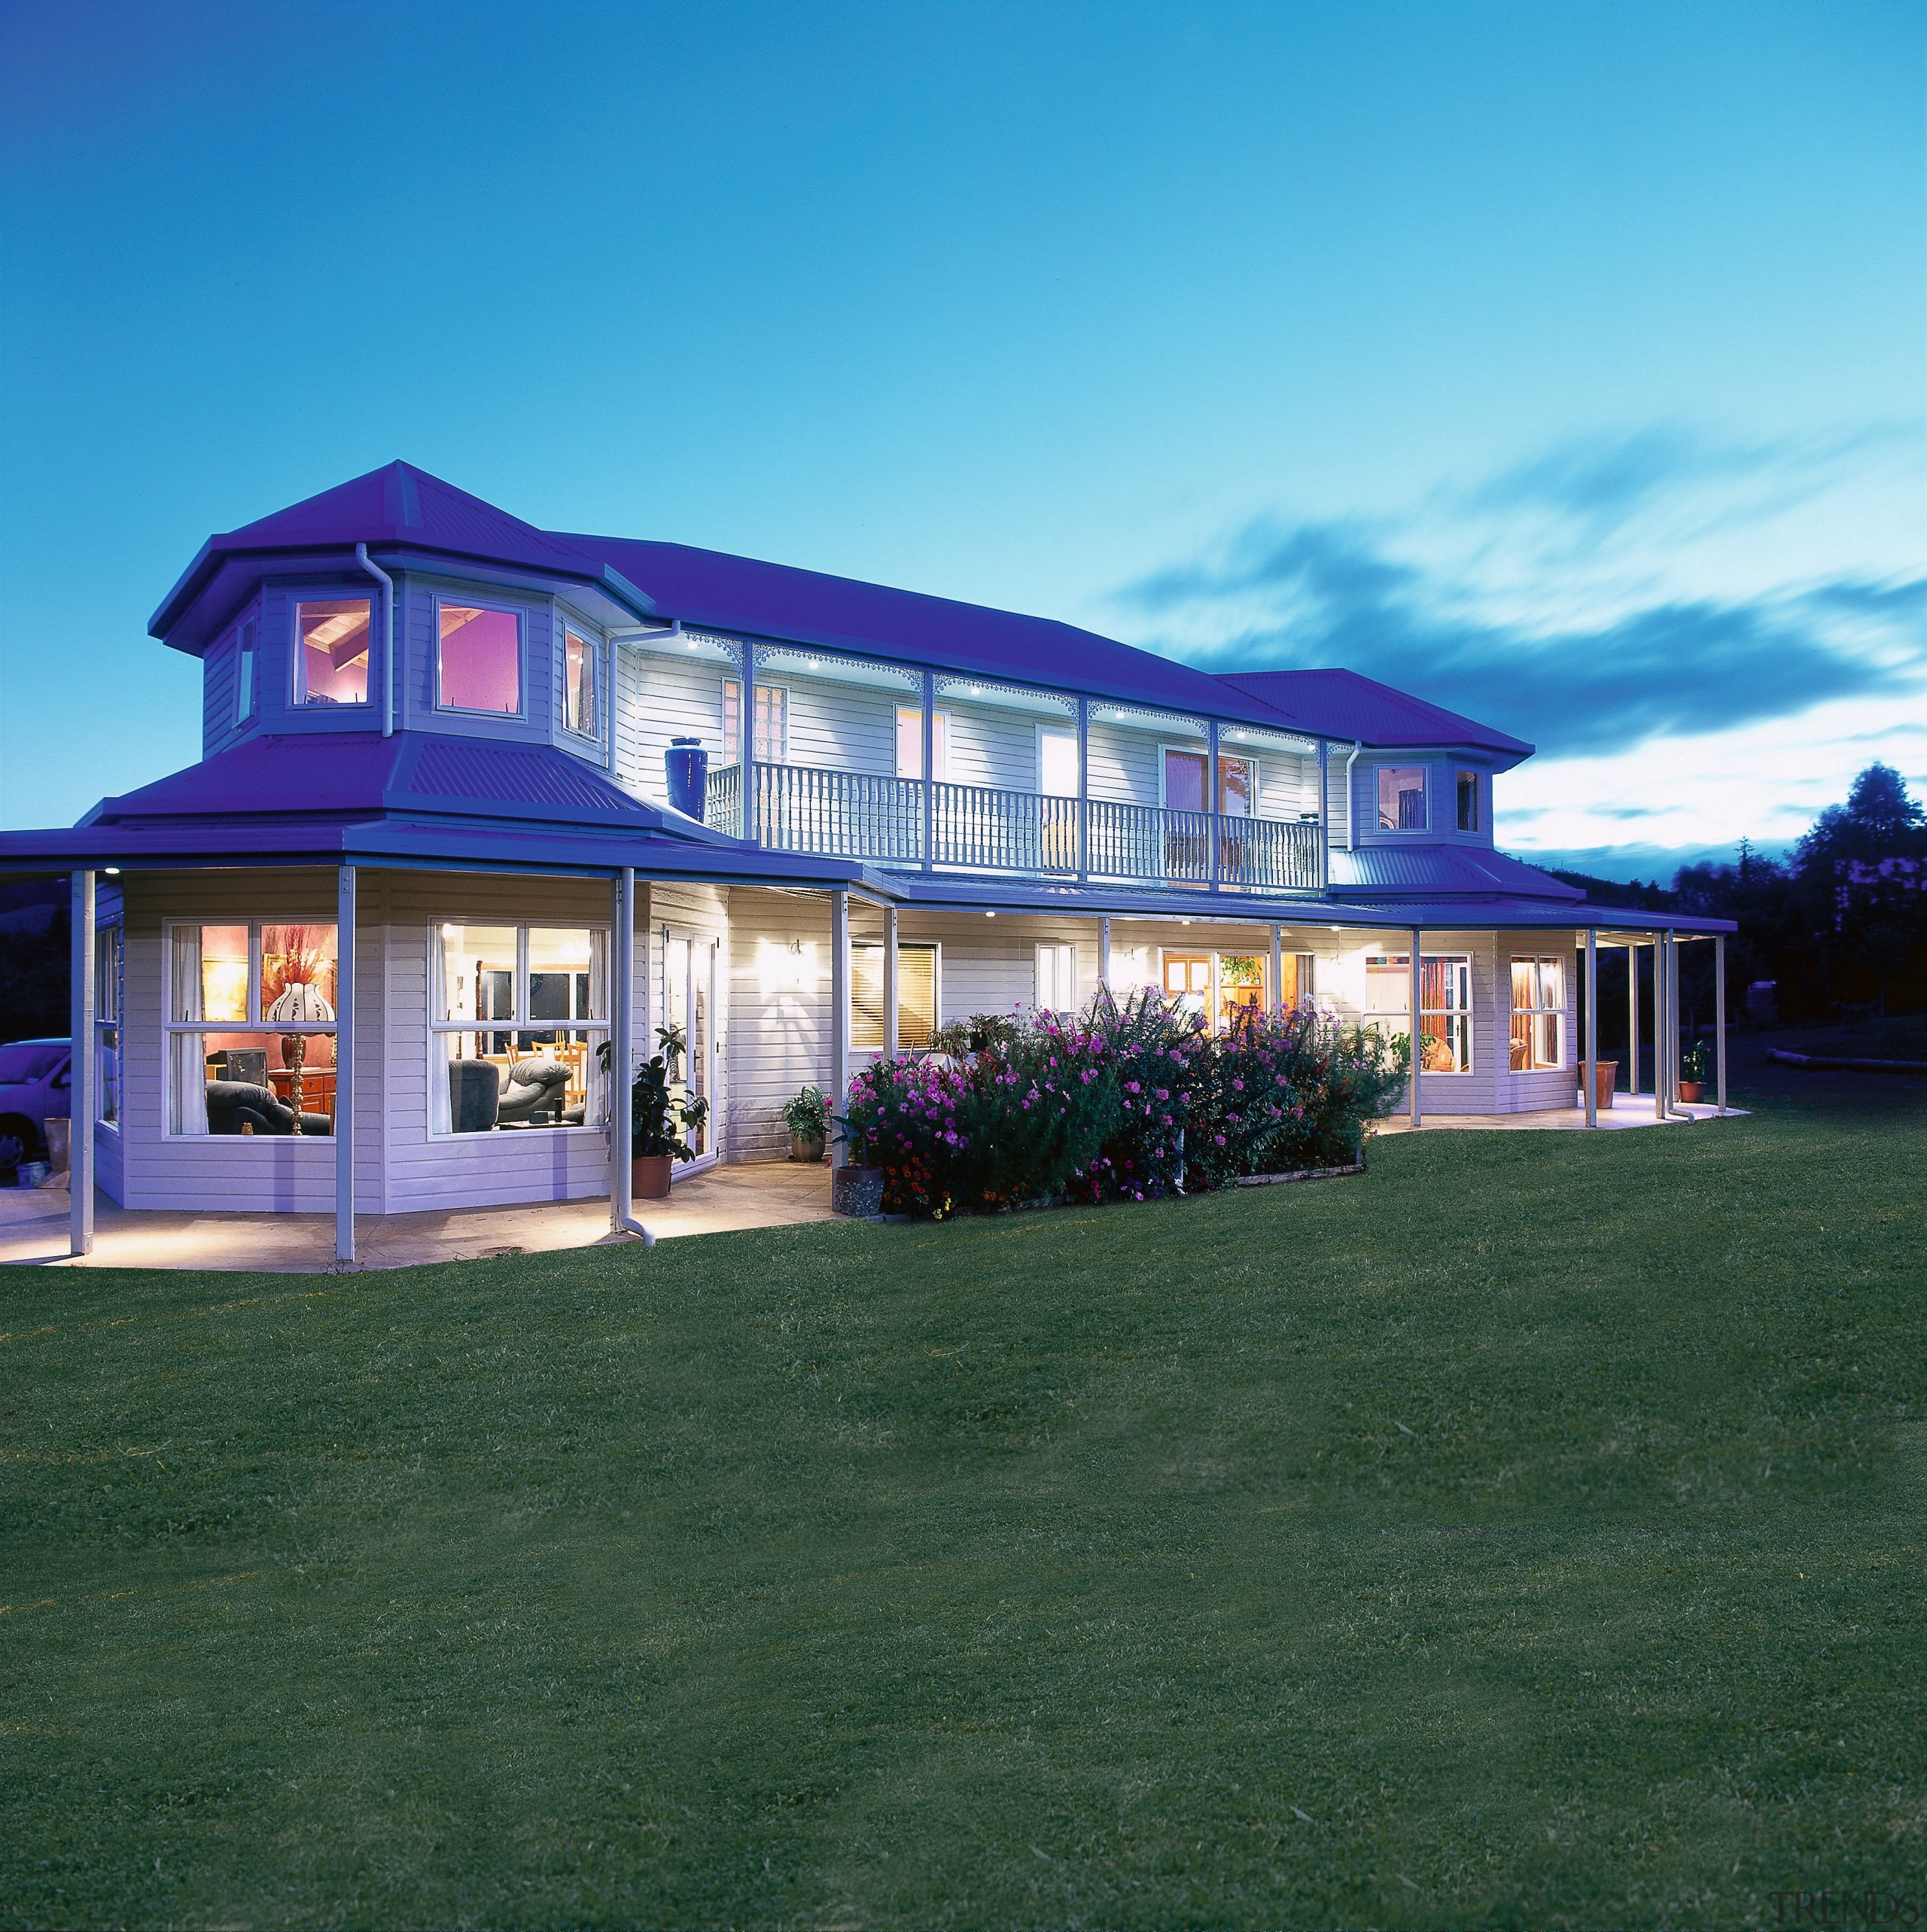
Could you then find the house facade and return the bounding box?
[1,464,1731,1259]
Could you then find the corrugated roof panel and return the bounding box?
[1329,844,1582,899]
[1216,668,1532,760]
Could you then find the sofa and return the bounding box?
[205,1080,333,1136]
[447,1057,575,1132]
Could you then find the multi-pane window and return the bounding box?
[562,626,598,738]
[1163,750,1256,814]
[295,599,371,706]
[1036,942,1077,1015]
[1509,957,1566,1071]
[1457,769,1481,832]
[852,943,938,1051]
[895,707,948,780]
[234,617,257,723]
[1364,952,1473,1072]
[166,921,339,1135]
[1378,767,1427,831]
[723,680,787,762]
[438,602,522,714]
[431,922,607,1133]
[95,924,123,1127]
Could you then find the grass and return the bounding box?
[3,1085,1924,1929]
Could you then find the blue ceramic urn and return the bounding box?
[665,738,709,820]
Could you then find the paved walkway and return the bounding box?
[1376,1094,1744,1134]
[0,1159,839,1273]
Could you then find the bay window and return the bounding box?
[234,616,257,723]
[295,599,371,707]
[1365,951,1472,1073]
[1509,956,1566,1071]
[563,625,599,738]
[437,601,522,715]
[431,922,607,1133]
[1378,767,1427,832]
[166,921,338,1135]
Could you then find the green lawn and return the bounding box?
[4,1089,1924,1929]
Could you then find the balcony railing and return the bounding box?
[706,761,1325,892]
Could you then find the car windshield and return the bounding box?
[0,1044,66,1084]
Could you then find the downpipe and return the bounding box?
[355,543,396,737]
[1344,740,1362,850]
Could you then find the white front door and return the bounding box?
[662,926,725,1164]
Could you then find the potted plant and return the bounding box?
[782,1084,830,1162]
[600,1044,696,1197]
[828,1094,886,1217]
[1679,1040,1709,1104]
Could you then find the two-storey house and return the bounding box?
[1,464,1731,1261]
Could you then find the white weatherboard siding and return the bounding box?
[726,886,830,1162]
[616,647,728,805]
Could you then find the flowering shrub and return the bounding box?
[841,989,1409,1219]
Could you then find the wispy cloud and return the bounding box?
[1115,424,1926,762]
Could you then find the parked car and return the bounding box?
[0,1037,71,1170]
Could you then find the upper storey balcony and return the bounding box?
[615,631,1329,893]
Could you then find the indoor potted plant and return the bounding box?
[782,1085,830,1162]
[1679,1040,1708,1105]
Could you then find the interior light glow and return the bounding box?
[104,866,120,875]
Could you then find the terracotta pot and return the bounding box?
[790,1132,825,1164]
[1593,1060,1618,1115]
[1679,1081,1704,1104]
[632,1153,674,1200]
[831,1164,884,1217]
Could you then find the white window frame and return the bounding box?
[1363,951,1474,1074]
[1508,955,1566,1072]
[162,917,342,1139]
[95,922,123,1130]
[433,594,526,718]
[851,941,942,1051]
[1035,941,1077,1015]
[560,619,603,741]
[896,706,950,780]
[293,596,375,709]
[1376,765,1430,833]
[233,614,257,725]
[723,679,788,764]
[428,919,610,1139]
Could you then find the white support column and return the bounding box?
[1317,741,1330,889]
[1584,926,1598,1126]
[1207,719,1222,892]
[334,864,355,1266]
[611,868,634,1234]
[883,903,900,1057]
[1207,949,1222,1035]
[1076,694,1090,884]
[1098,915,1112,996]
[1715,933,1728,1115]
[69,869,95,1257]
[1653,936,1666,1121]
[1409,926,1423,1128]
[1629,942,1641,1097]
[1270,923,1284,1015]
[830,888,851,1167]
[921,671,936,873]
[740,645,757,842]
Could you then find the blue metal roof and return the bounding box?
[1215,668,1533,762]
[1329,844,1582,899]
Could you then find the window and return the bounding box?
[562,625,599,738]
[1364,952,1472,1072]
[1457,769,1481,833]
[294,599,371,706]
[723,680,787,762]
[437,602,522,714]
[1510,956,1565,1071]
[1040,730,1079,796]
[1036,942,1076,1015]
[1378,767,1427,832]
[852,942,939,1051]
[234,618,257,723]
[166,921,339,1135]
[1162,750,1257,814]
[896,706,949,780]
[431,923,607,1133]
[95,924,123,1127]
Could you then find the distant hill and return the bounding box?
[1508,840,1793,886]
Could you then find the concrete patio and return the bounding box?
[1376,1092,1743,1134]
[0,1159,839,1273]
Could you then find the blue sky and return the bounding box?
[3,1,1921,874]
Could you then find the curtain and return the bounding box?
[586,929,610,1126]
[427,924,453,1135]
[168,926,208,1136]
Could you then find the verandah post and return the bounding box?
[1076,695,1089,884]
[1207,720,1222,892]
[1408,926,1423,1129]
[884,903,900,1057]
[1270,923,1283,1015]
[921,671,935,873]
[1715,932,1728,1116]
[1653,934,1666,1121]
[1098,915,1111,995]
[1584,926,1598,1127]
[830,888,850,1167]
[610,867,634,1234]
[1629,941,1641,1097]
[335,863,355,1266]
[69,869,95,1258]
[740,644,757,844]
